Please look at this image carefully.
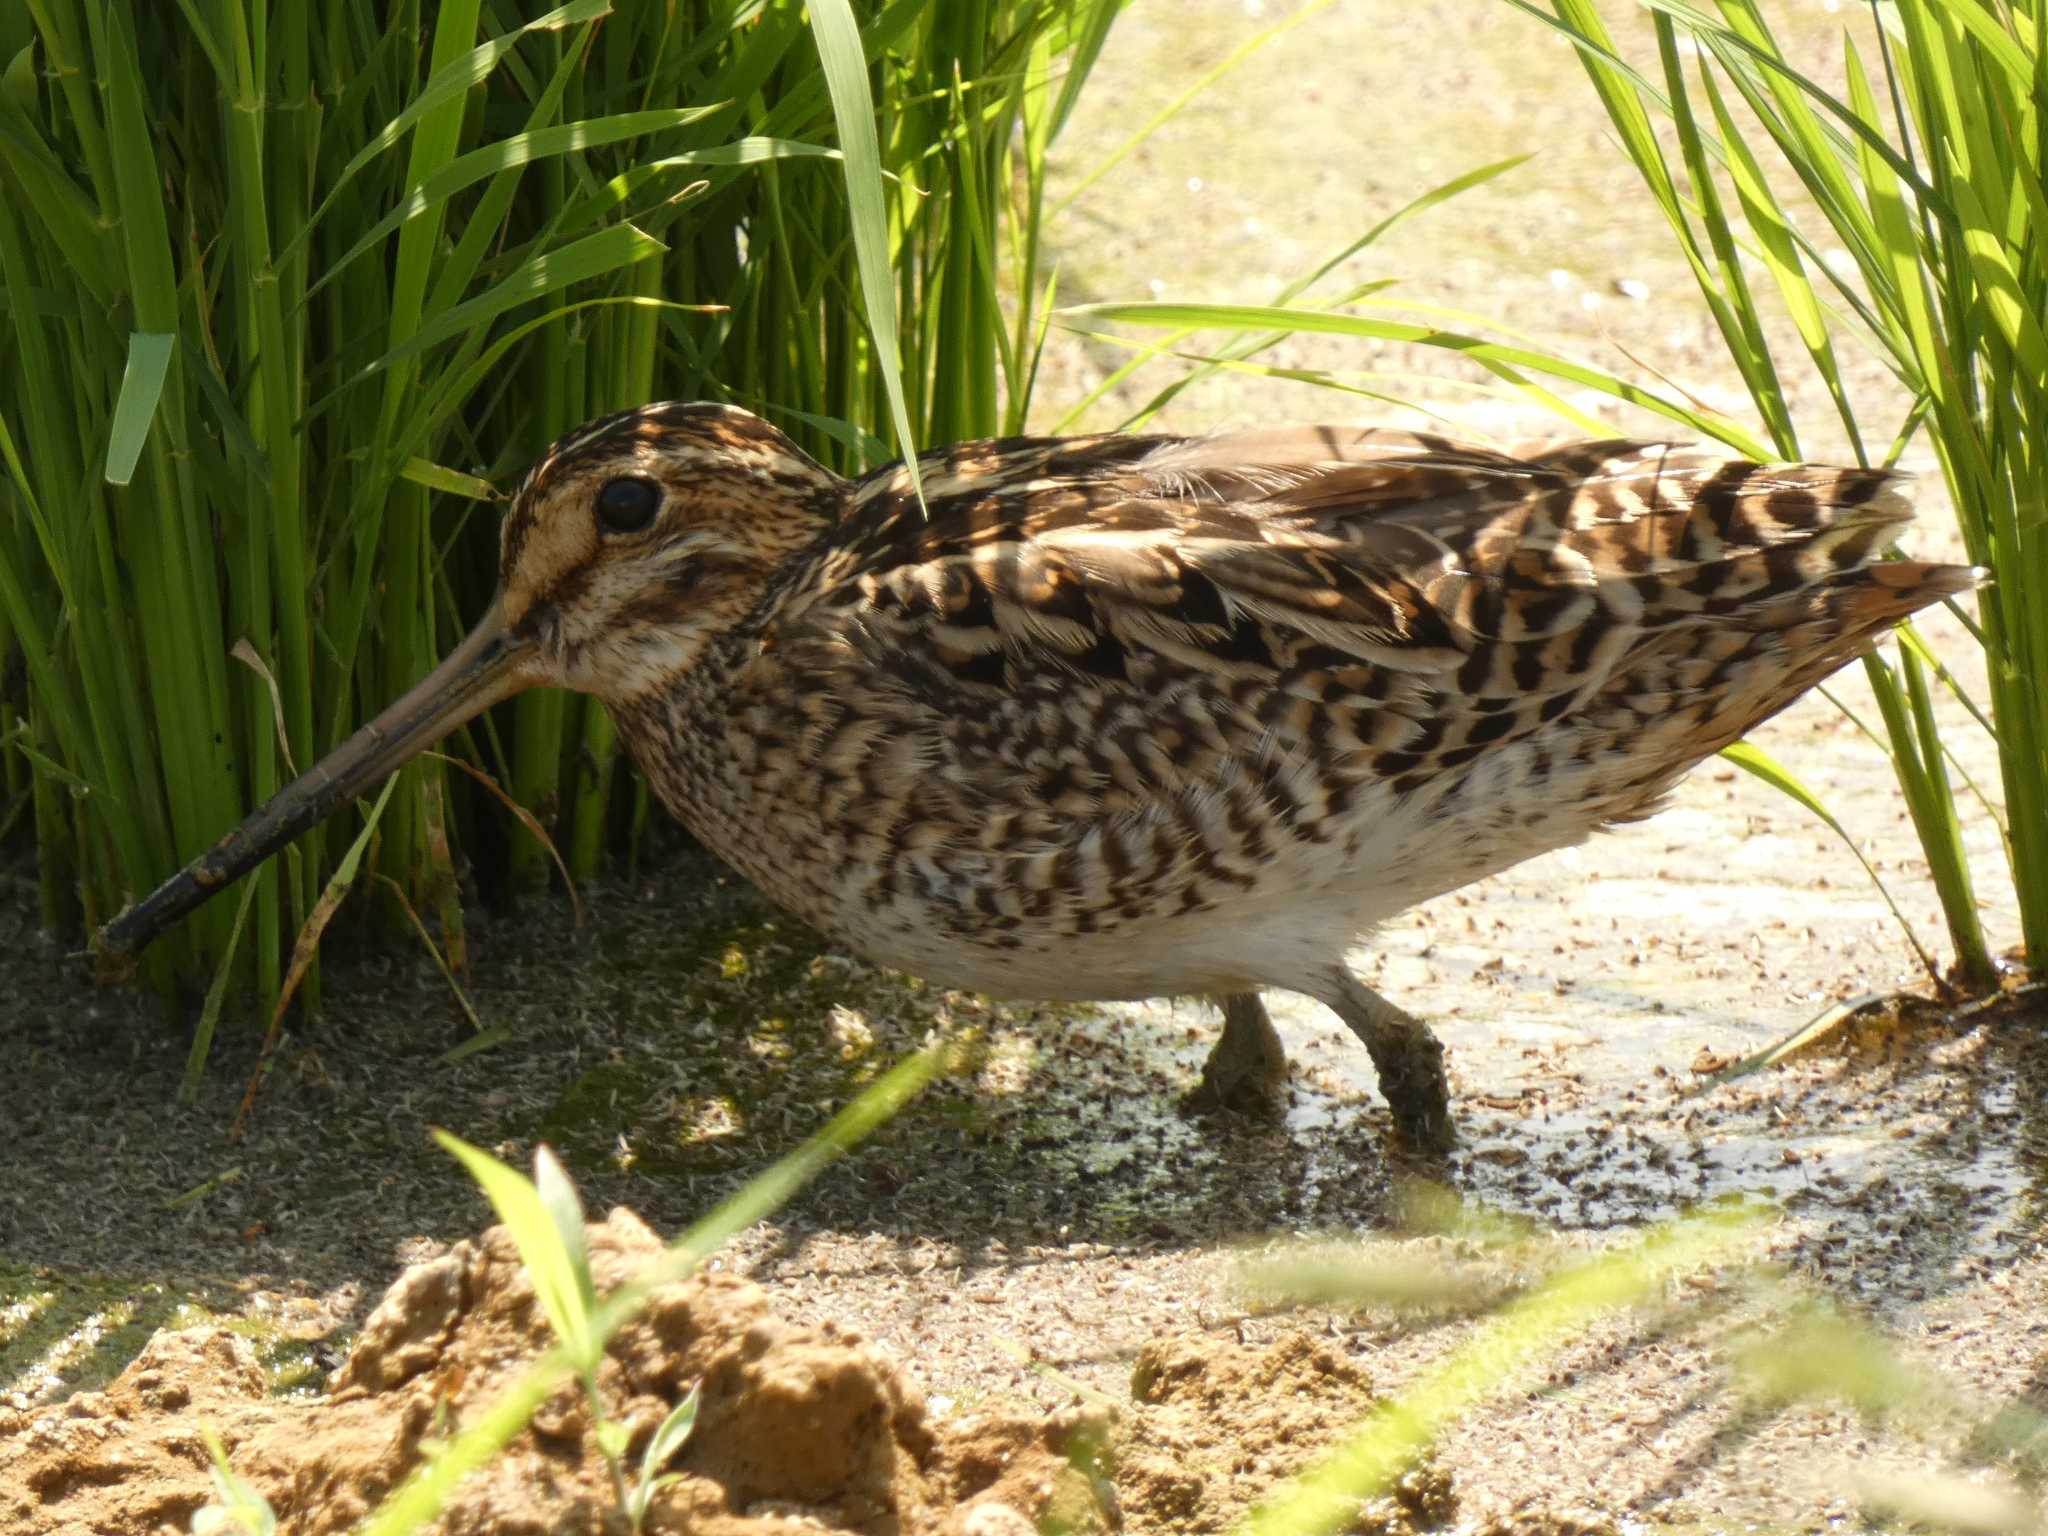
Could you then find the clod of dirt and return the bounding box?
[0,1209,1103,1536]
[929,1403,1115,1534]
[1469,1513,1621,1536]
[1117,1329,1454,1535]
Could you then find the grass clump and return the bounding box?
[1509,0,2045,983]
[356,1040,949,1536]
[0,1,1123,1009]
[436,1135,698,1534]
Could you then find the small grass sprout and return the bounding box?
[435,1134,650,1524]
[364,1042,950,1536]
[190,1426,277,1536]
[626,1384,702,1533]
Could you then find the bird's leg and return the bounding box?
[1186,991,1289,1112]
[1324,970,1453,1151]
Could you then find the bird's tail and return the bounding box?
[1523,452,1984,821]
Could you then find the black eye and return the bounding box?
[595,476,661,533]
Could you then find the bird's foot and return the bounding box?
[1325,972,1455,1153]
[1183,992,1290,1117]
[1375,1030,1454,1154]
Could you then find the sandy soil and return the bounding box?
[5,2,2046,1532]
[7,1207,1489,1534]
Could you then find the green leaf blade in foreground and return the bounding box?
[805,0,921,498]
[534,1146,598,1325]
[434,1132,598,1367]
[1236,1208,1761,1536]
[103,332,176,486]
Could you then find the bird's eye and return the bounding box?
[595,476,661,534]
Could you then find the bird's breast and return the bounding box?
[605,666,1541,999]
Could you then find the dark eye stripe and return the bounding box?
[597,476,661,533]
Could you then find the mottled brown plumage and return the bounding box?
[105,403,1983,1149]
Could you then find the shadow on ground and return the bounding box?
[0,837,1413,1386]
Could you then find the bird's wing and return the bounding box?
[803,427,1911,699]
[742,427,1928,823]
[801,428,1498,702]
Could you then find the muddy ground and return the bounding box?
[5,1,2046,1532]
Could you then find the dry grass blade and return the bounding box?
[229,639,298,777]
[424,749,583,930]
[1698,991,1885,1082]
[373,871,489,1042]
[231,776,400,1134]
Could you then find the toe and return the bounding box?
[1184,1052,1288,1117]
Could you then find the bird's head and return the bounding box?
[100,401,845,956]
[495,401,844,699]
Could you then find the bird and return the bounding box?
[102,402,1982,1149]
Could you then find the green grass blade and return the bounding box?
[1237,1209,1760,1536]
[306,107,724,304]
[532,1146,598,1325]
[1720,739,1937,980]
[351,224,667,382]
[1053,0,1336,218]
[1946,166,2048,385]
[1075,159,1528,433]
[1862,648,1992,984]
[103,332,176,487]
[178,880,259,1102]
[435,1133,597,1366]
[636,1387,700,1492]
[806,0,920,489]
[291,0,614,254]
[400,458,501,502]
[352,1355,569,1536]
[1508,0,2033,980]
[1047,0,1126,140]
[550,138,846,238]
[0,117,118,302]
[1063,300,1774,456]
[1695,66,1858,458]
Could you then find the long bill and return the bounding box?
[101,598,536,957]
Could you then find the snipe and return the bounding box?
[104,404,1981,1148]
